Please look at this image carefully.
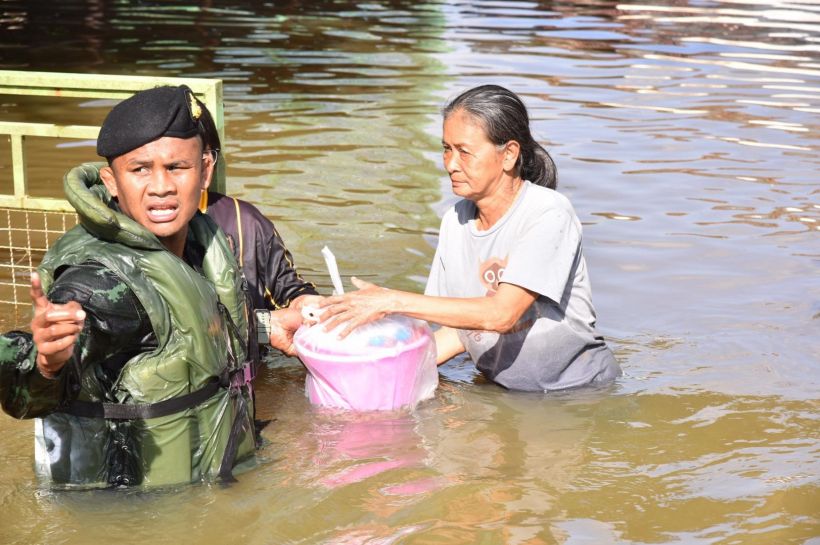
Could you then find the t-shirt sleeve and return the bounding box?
[424,245,445,297]
[501,207,581,305]
[424,214,450,297]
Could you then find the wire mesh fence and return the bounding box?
[0,207,77,329]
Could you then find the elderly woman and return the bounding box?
[322,85,620,392]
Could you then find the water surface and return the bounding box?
[0,1,818,543]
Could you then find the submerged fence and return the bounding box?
[0,71,225,328]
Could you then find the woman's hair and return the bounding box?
[442,84,556,189]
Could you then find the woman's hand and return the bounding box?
[318,277,393,338]
[30,272,85,379]
[290,294,324,313]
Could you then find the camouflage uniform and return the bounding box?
[0,164,256,487]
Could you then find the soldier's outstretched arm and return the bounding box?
[0,272,84,419]
[29,272,85,379]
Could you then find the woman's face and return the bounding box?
[442,109,513,202]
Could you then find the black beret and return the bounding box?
[96,85,205,159]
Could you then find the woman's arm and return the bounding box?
[320,277,537,338]
[434,326,465,365]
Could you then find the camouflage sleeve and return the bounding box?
[47,263,156,391]
[0,262,155,420]
[0,331,63,419]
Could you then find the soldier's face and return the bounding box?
[101,136,213,256]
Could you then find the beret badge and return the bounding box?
[189,92,202,120]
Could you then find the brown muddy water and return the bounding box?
[0,1,818,544]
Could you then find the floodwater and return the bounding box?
[0,1,818,544]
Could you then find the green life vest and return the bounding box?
[34,163,256,488]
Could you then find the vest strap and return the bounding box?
[59,377,222,420]
[217,387,250,483]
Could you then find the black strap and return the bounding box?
[60,377,222,420]
[217,389,250,484]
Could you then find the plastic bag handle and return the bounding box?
[322,245,345,295]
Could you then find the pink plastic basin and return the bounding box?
[294,322,436,411]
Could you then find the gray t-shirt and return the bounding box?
[425,181,620,391]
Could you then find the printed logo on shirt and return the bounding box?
[478,256,508,296]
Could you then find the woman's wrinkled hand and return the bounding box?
[318,277,392,339]
[291,294,324,313]
[30,272,85,379]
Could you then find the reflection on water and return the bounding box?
[0,0,818,543]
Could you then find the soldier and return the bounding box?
[1,85,260,487]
